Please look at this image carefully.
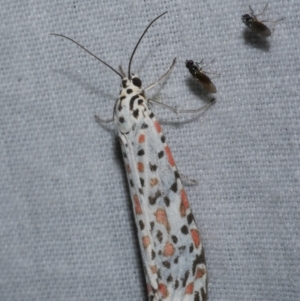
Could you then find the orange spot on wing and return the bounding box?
[138,134,145,143]
[195,268,206,279]
[180,189,190,217]
[150,178,159,187]
[158,283,169,298]
[142,236,150,249]
[191,229,201,249]
[154,121,162,133]
[133,194,142,215]
[155,208,170,231]
[185,282,194,294]
[164,145,175,167]
[163,242,175,257]
[137,162,144,172]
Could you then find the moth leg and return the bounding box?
[176,98,215,114]
[149,97,215,114]
[94,114,114,124]
[179,172,198,186]
[144,58,176,92]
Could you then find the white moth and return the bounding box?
[51,11,212,301]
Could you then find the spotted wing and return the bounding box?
[118,106,207,301]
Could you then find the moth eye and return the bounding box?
[132,77,142,88]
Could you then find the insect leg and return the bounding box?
[94,114,114,124]
[149,97,215,114]
[256,4,269,17]
[144,58,176,92]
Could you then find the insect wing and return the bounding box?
[193,70,217,94]
[252,21,271,37]
[118,105,207,301]
[186,60,217,93]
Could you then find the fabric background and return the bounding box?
[1,0,299,300]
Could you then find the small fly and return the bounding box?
[241,4,284,37]
[186,59,217,93]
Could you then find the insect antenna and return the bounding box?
[50,33,123,78]
[127,11,168,78]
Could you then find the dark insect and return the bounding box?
[186,59,217,93]
[241,4,284,37]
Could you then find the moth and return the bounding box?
[52,12,211,301]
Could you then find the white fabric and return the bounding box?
[1,1,299,300]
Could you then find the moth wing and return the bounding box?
[119,108,207,301]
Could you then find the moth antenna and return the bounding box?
[50,33,122,78]
[128,11,168,78]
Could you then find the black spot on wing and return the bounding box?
[149,191,161,205]
[181,225,189,234]
[156,230,163,243]
[149,163,157,171]
[150,222,154,231]
[162,261,170,268]
[174,280,179,289]
[170,182,178,192]
[137,149,145,156]
[192,249,206,275]
[167,275,173,282]
[133,109,139,118]
[194,292,200,301]
[182,270,189,287]
[164,196,170,207]
[158,151,164,159]
[157,269,162,279]
[171,235,178,244]
[187,213,194,225]
[139,220,144,230]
